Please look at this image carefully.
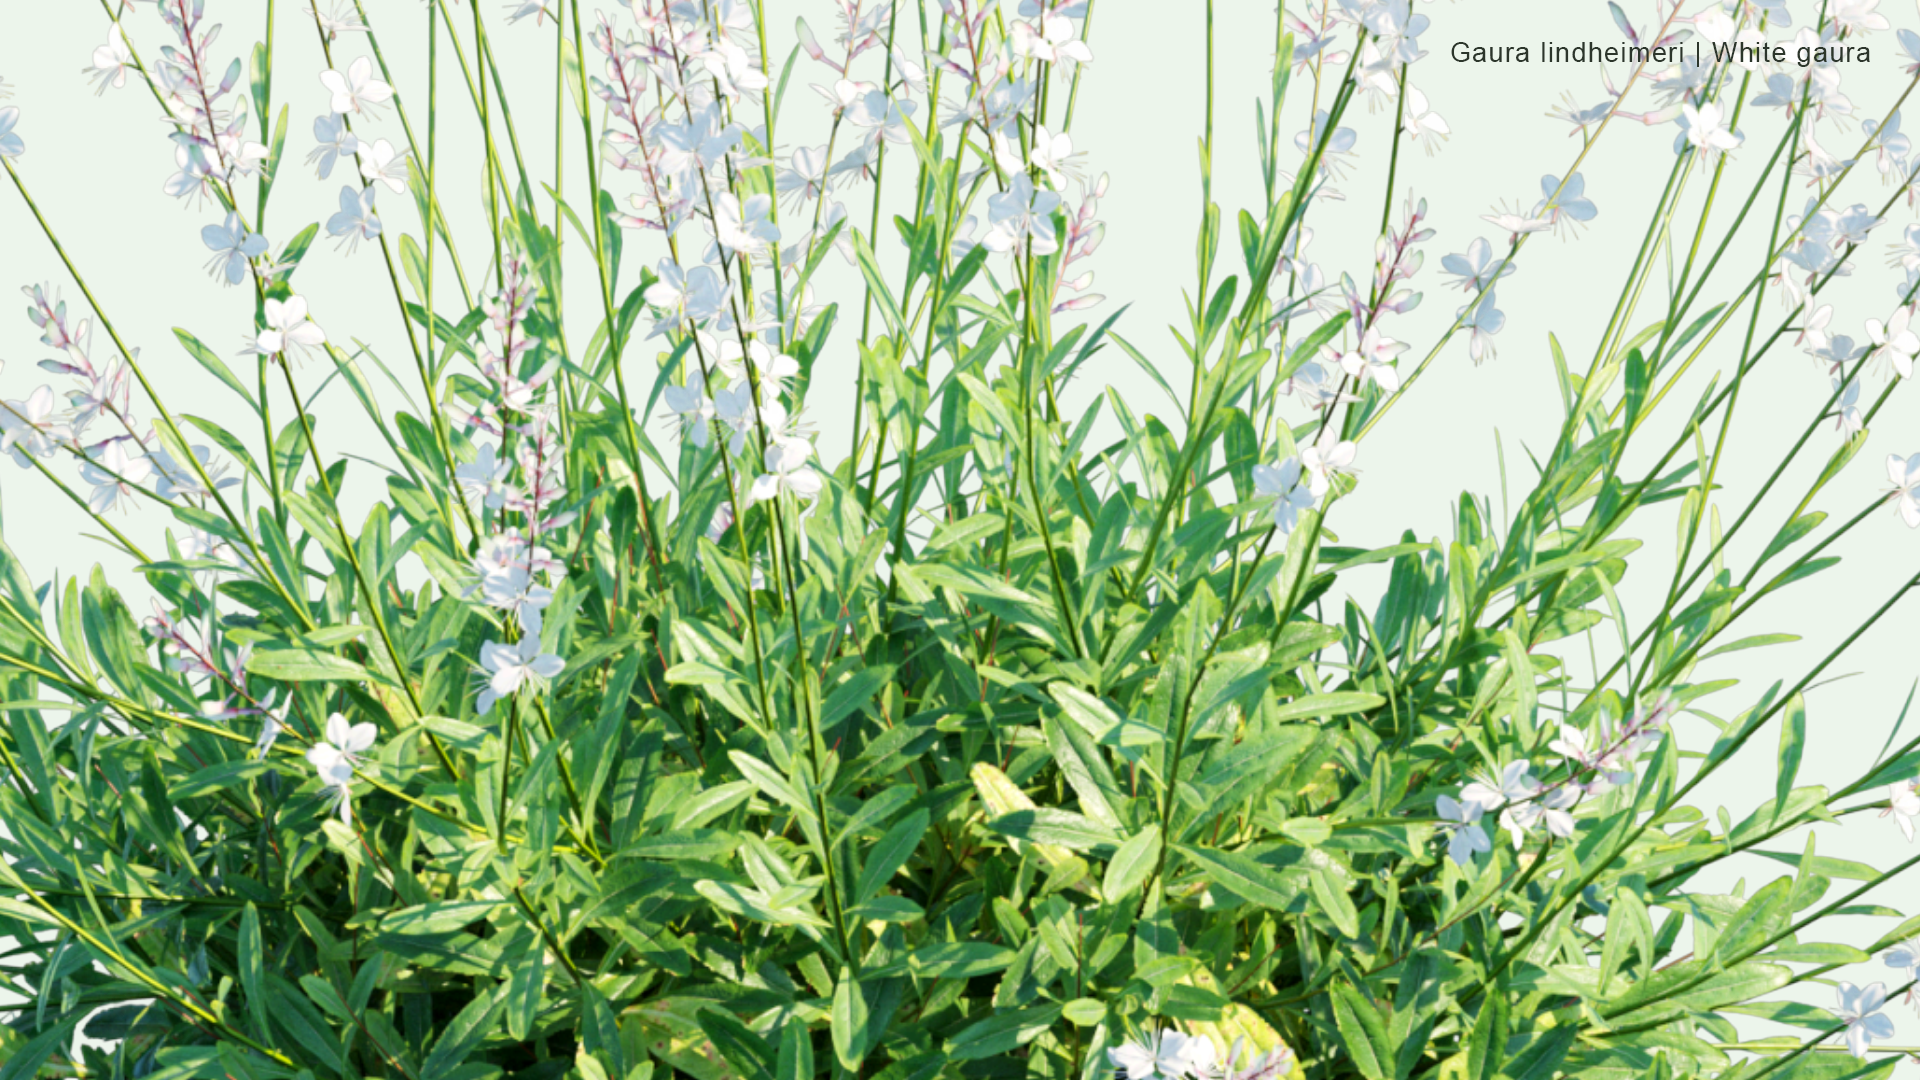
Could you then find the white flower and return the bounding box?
[201,213,268,286]
[1252,457,1316,534]
[326,184,381,252]
[777,145,830,209]
[1538,785,1580,839]
[504,1,557,25]
[1437,795,1491,865]
[1403,84,1449,153]
[1886,780,1920,841]
[713,193,780,260]
[1460,288,1506,364]
[1836,982,1895,1059]
[1441,238,1516,293]
[1831,0,1891,36]
[750,437,824,504]
[87,25,134,95]
[255,296,328,357]
[308,113,360,179]
[662,370,717,446]
[1009,14,1094,66]
[305,712,374,826]
[1027,124,1084,188]
[1883,937,1920,980]
[644,261,727,336]
[477,635,565,714]
[0,386,70,467]
[1888,453,1920,528]
[319,57,393,115]
[1337,326,1406,391]
[984,175,1062,256]
[1866,305,1919,377]
[1461,760,1537,815]
[1107,1029,1215,1080]
[455,442,514,509]
[716,338,800,391]
[79,438,154,513]
[356,138,411,195]
[0,107,23,160]
[1680,101,1742,157]
[1832,376,1863,435]
[1299,425,1357,499]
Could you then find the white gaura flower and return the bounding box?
[1680,100,1742,157]
[305,712,374,825]
[713,383,763,455]
[307,113,360,179]
[1836,982,1895,1059]
[1107,1029,1215,1080]
[750,437,824,505]
[326,184,381,252]
[1885,780,1920,840]
[87,25,133,95]
[716,338,800,391]
[0,386,70,467]
[1027,124,1084,188]
[1889,449,1920,526]
[319,56,394,115]
[1437,794,1491,865]
[1337,326,1406,392]
[984,175,1063,255]
[1441,237,1516,293]
[254,295,328,358]
[356,138,410,195]
[1832,376,1863,435]
[1866,305,1919,377]
[1300,426,1356,498]
[505,1,558,25]
[1252,457,1316,535]
[307,2,369,40]
[1461,760,1537,815]
[0,107,24,160]
[1538,784,1580,839]
[1883,937,1920,992]
[1831,0,1891,36]
[1460,288,1506,364]
[713,193,780,260]
[1402,84,1449,154]
[662,370,717,446]
[777,145,829,209]
[477,635,565,714]
[455,442,514,509]
[1009,14,1094,66]
[80,438,154,513]
[644,261,727,336]
[201,213,268,286]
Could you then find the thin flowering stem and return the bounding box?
[349,0,477,307]
[2,158,314,622]
[564,1,667,586]
[274,361,458,779]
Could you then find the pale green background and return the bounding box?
[4,0,1920,1061]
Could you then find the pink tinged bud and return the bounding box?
[796,18,825,61]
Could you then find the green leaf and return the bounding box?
[1103,824,1162,901]
[856,808,928,905]
[246,645,379,684]
[1176,845,1308,911]
[831,968,870,1070]
[1329,982,1390,1080]
[174,328,258,413]
[989,808,1119,853]
[1775,694,1807,823]
[421,978,510,1076]
[777,1017,813,1080]
[239,903,271,1043]
[1270,692,1383,722]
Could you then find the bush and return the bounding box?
[3,3,1920,1080]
